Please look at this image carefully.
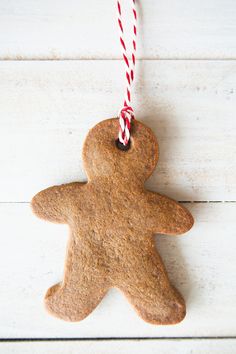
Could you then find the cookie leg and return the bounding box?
[117,253,186,325]
[44,242,109,322]
[123,283,186,325]
[45,279,108,322]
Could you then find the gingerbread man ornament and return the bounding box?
[31,118,194,325]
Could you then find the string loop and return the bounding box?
[117,0,137,146]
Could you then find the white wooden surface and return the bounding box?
[0,0,236,59]
[0,202,236,338]
[0,0,236,352]
[0,61,235,202]
[1,339,236,354]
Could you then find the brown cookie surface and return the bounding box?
[31,118,194,324]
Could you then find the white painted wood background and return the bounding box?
[0,0,236,353]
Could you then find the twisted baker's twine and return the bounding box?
[117,0,137,146]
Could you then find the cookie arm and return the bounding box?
[145,192,194,236]
[31,182,84,224]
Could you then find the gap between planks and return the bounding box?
[0,201,236,204]
[0,58,236,62]
[0,336,236,342]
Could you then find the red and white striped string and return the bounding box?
[117,0,137,146]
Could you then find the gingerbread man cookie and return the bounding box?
[31,118,194,325]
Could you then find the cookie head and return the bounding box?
[83,118,159,182]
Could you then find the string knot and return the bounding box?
[118,106,135,146]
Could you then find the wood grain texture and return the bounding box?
[0,202,235,338]
[1,339,236,354]
[0,60,235,202]
[0,0,236,59]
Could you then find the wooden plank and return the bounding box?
[0,202,235,338]
[1,339,236,354]
[0,0,236,60]
[0,60,235,201]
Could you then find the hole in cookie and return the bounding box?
[115,138,131,151]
